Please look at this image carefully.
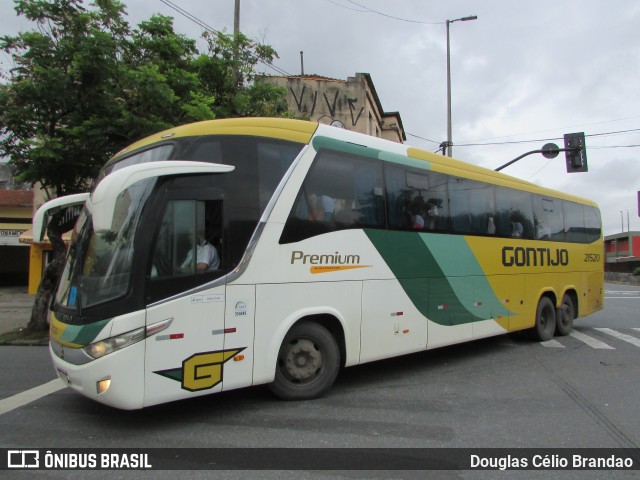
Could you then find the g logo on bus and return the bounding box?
[154,348,245,392]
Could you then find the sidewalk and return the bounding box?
[0,286,33,336]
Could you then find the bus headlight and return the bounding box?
[83,327,146,359]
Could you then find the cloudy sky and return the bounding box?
[2,0,639,235]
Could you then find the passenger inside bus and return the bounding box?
[181,230,220,273]
[425,198,441,230]
[487,216,496,235]
[511,218,524,238]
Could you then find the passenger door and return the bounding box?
[142,192,234,407]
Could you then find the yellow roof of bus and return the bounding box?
[111,118,318,161]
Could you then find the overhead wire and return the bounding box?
[450,128,640,148]
[159,0,294,78]
[341,0,444,25]
[450,115,640,145]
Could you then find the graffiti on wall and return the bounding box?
[289,85,365,127]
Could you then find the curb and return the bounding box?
[0,328,49,347]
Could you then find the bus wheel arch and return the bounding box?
[268,316,343,400]
[529,294,557,342]
[556,290,577,336]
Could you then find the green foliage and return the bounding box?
[633,267,640,276]
[0,0,288,196]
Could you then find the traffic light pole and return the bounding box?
[494,132,587,173]
[494,146,581,172]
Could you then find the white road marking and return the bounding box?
[604,290,640,299]
[569,330,615,349]
[0,379,66,416]
[541,339,564,348]
[596,328,640,349]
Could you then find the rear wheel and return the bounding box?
[555,293,575,336]
[530,296,557,341]
[269,321,340,400]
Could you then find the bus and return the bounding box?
[35,117,604,410]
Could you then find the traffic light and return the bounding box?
[564,132,587,173]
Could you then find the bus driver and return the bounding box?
[182,230,220,272]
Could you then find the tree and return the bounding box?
[0,0,289,333]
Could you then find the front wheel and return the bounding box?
[555,294,575,336]
[529,296,557,342]
[269,321,340,400]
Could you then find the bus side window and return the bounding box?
[386,167,449,233]
[584,206,602,243]
[280,150,385,243]
[449,177,472,234]
[385,165,411,229]
[495,187,534,239]
[425,172,449,233]
[563,201,587,243]
[450,177,499,236]
[534,197,560,240]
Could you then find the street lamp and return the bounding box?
[620,209,629,232]
[446,15,477,158]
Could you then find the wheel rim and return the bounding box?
[560,298,574,327]
[280,338,324,384]
[540,308,549,329]
[539,303,554,333]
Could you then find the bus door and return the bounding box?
[142,188,232,406]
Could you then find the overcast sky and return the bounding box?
[2,0,639,235]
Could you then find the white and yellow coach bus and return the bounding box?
[35,118,603,409]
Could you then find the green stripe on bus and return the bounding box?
[61,319,111,346]
[420,234,512,320]
[364,230,511,325]
[311,136,431,170]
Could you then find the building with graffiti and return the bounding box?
[263,72,405,143]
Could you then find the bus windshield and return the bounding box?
[56,178,156,311]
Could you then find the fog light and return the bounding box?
[96,377,111,395]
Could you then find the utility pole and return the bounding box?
[233,0,240,85]
[445,15,477,158]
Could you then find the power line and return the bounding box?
[339,0,444,25]
[453,115,640,145]
[324,0,368,13]
[450,128,640,147]
[406,132,441,145]
[587,128,640,138]
[589,144,640,149]
[160,0,294,78]
[160,0,220,37]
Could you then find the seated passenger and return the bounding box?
[320,195,335,221]
[426,198,440,230]
[182,231,220,272]
[487,216,496,234]
[511,221,524,238]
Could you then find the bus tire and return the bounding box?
[530,296,556,342]
[556,294,575,336]
[269,321,340,400]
